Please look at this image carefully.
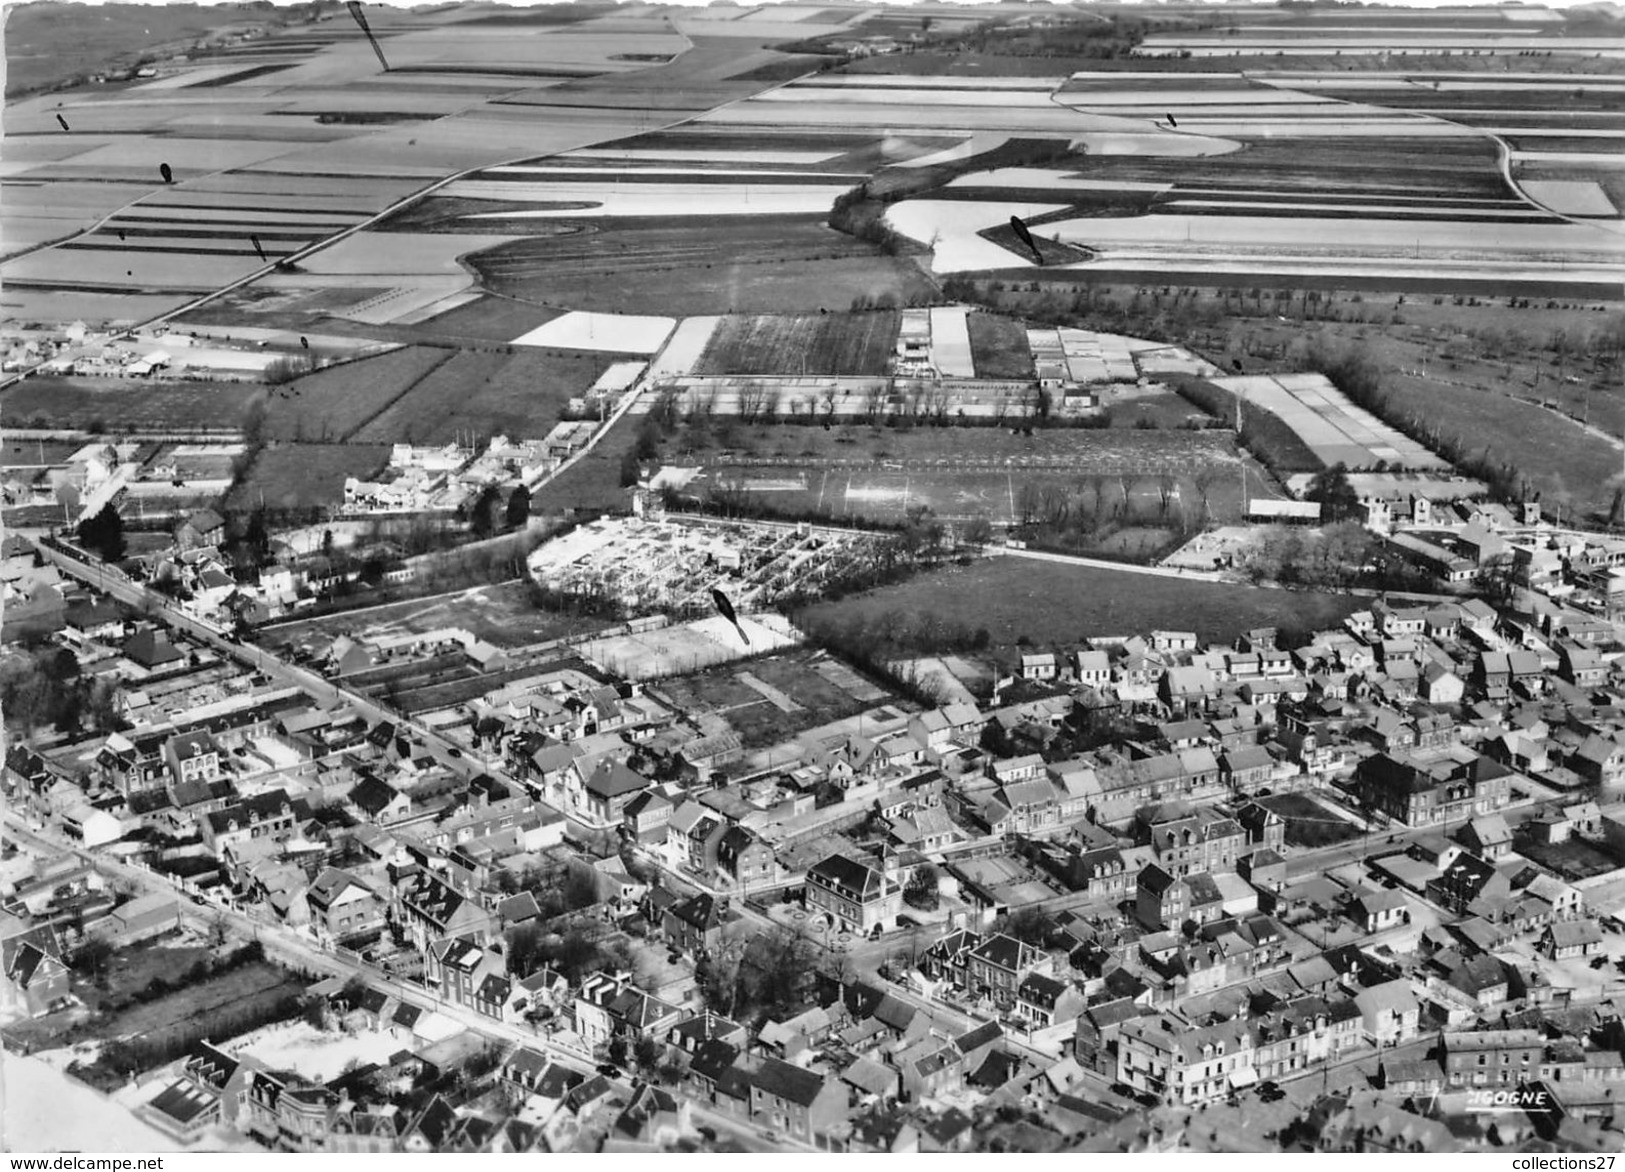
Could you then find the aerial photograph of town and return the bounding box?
[1,0,1624,1158]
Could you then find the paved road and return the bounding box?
[30,534,554,793]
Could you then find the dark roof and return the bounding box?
[349,774,401,817]
[919,1107,974,1145]
[147,1080,215,1125]
[204,788,297,834]
[689,1038,742,1083]
[498,892,542,923]
[808,852,883,897]
[409,1095,458,1148]
[668,893,720,932]
[585,760,648,799]
[392,1002,423,1028]
[751,1057,828,1107]
[954,1021,1003,1054]
[123,628,183,667]
[969,1050,1023,1089]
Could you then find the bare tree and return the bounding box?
[1080,473,1108,526]
[863,383,886,425]
[1117,472,1139,520]
[1192,466,1218,525]
[1157,471,1178,522]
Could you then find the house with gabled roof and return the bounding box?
[749,1057,848,1145]
[576,759,650,827]
[2,926,71,1018]
[305,867,383,945]
[200,789,301,857]
[805,853,900,935]
[662,892,725,957]
[395,869,497,953]
[966,932,1047,1009]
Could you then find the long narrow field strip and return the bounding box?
[566,147,846,164]
[929,306,975,378]
[650,316,723,380]
[446,179,853,219]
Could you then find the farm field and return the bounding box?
[2,376,261,432]
[514,311,674,355]
[349,349,512,442]
[226,442,391,512]
[457,215,937,315]
[530,407,643,516]
[797,555,1367,652]
[1216,311,1625,522]
[411,295,563,343]
[5,3,282,96]
[438,173,858,219]
[1383,376,1621,524]
[967,312,1037,379]
[379,349,616,443]
[695,312,901,377]
[260,346,449,443]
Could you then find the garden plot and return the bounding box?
[885,200,1068,273]
[514,311,675,354]
[448,179,853,219]
[1210,372,1447,471]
